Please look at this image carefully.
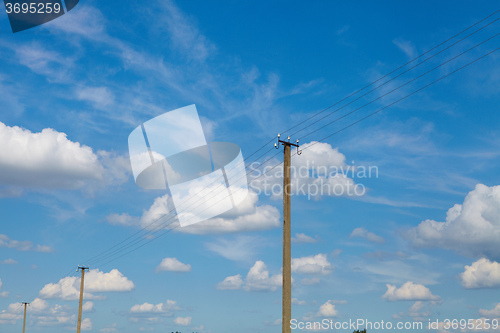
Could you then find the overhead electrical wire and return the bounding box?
[288,15,500,139]
[80,9,500,270]
[92,30,500,268]
[298,30,500,141]
[22,8,500,304]
[280,8,500,137]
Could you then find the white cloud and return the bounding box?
[108,190,280,235]
[350,227,385,244]
[0,278,8,298]
[85,269,135,292]
[480,303,500,317]
[39,269,134,300]
[249,142,365,200]
[244,261,282,292]
[0,122,129,191]
[408,301,431,318]
[31,298,49,313]
[292,298,306,305]
[216,275,244,290]
[292,254,333,275]
[406,184,500,260]
[81,318,93,331]
[460,258,500,289]
[218,261,282,292]
[0,234,53,252]
[317,300,338,317]
[130,300,180,314]
[0,311,23,325]
[82,301,94,313]
[382,281,440,301]
[301,277,321,285]
[291,233,318,244]
[393,39,417,59]
[44,5,105,38]
[205,235,266,262]
[14,42,70,82]
[3,300,80,327]
[0,122,101,189]
[156,258,191,273]
[159,1,215,62]
[1,258,18,265]
[76,86,115,108]
[174,316,192,326]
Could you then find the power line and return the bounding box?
[17,8,500,306]
[299,30,500,141]
[280,8,500,137]
[288,15,500,139]
[85,146,278,266]
[297,46,500,154]
[81,8,500,271]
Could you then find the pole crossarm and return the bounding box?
[275,134,302,155]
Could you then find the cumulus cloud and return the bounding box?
[217,261,282,292]
[291,233,319,244]
[174,316,192,326]
[244,261,282,292]
[39,269,134,300]
[292,254,333,275]
[460,258,500,289]
[292,298,306,305]
[350,227,385,244]
[382,281,440,301]
[249,142,366,199]
[205,235,266,262]
[31,298,49,313]
[405,184,500,260]
[480,303,500,317]
[156,258,191,273]
[130,300,180,315]
[0,122,129,192]
[317,300,338,317]
[82,301,94,313]
[0,234,54,252]
[216,275,244,290]
[81,318,92,331]
[1,258,18,264]
[3,299,83,327]
[108,190,280,235]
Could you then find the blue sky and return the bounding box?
[1,1,500,332]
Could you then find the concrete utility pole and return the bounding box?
[275,134,300,333]
[76,266,89,333]
[21,302,29,333]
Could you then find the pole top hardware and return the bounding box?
[275,134,301,155]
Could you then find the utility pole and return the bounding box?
[21,302,29,333]
[76,266,89,333]
[275,134,300,333]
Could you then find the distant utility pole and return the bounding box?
[275,134,300,333]
[21,302,29,333]
[76,266,89,333]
